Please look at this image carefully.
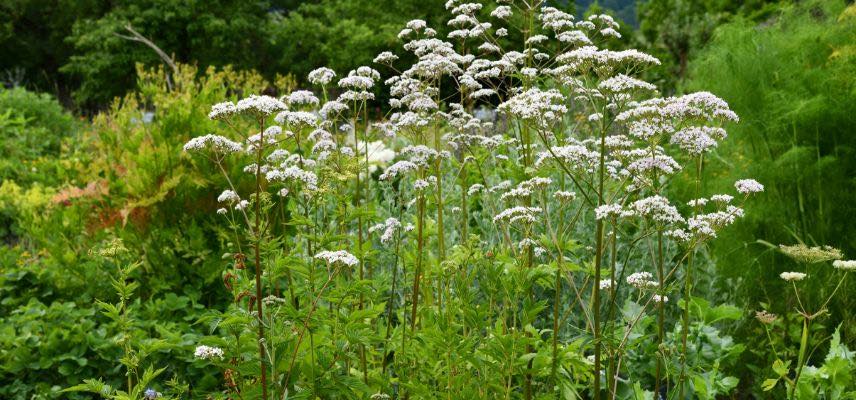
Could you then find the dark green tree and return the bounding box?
[637,0,778,91]
[61,0,277,109]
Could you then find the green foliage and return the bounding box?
[0,0,110,91]
[266,0,447,86]
[637,0,779,91]
[60,0,276,107]
[681,0,856,371]
[762,324,856,399]
[0,87,78,184]
[0,64,286,398]
[576,0,635,26]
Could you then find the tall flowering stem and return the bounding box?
[253,117,269,400]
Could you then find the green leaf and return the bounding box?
[773,359,791,377]
[719,376,739,391]
[762,378,780,392]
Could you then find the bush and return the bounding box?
[0,87,77,183]
[682,0,856,393]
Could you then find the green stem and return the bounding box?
[679,155,703,396]
[791,318,810,399]
[654,228,665,396]
[593,129,606,400]
[254,118,268,400]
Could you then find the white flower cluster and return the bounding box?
[413,179,431,191]
[194,345,224,360]
[308,67,336,85]
[627,271,657,289]
[499,177,552,201]
[374,51,399,64]
[491,5,511,19]
[779,272,807,282]
[779,244,842,264]
[685,205,745,239]
[266,166,318,190]
[467,184,484,196]
[595,204,624,220]
[493,206,542,224]
[320,101,348,119]
[711,194,734,203]
[832,260,856,271]
[275,111,319,129]
[380,160,418,181]
[670,126,727,155]
[498,88,567,127]
[183,134,243,154]
[209,101,237,120]
[555,46,660,76]
[370,218,403,245]
[287,90,320,107]
[535,145,599,172]
[401,145,442,167]
[217,190,239,204]
[627,195,684,225]
[626,154,681,176]
[314,250,359,267]
[598,74,656,94]
[235,95,288,116]
[734,179,764,194]
[554,190,576,201]
[619,92,738,124]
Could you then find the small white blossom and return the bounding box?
[194,345,224,360]
[491,5,512,19]
[374,51,399,64]
[380,161,418,180]
[209,101,237,120]
[710,194,733,203]
[735,179,764,194]
[314,250,359,267]
[370,218,403,245]
[413,179,430,191]
[780,272,807,282]
[467,184,484,196]
[627,271,657,289]
[308,67,336,85]
[595,204,623,220]
[266,166,318,190]
[235,95,287,116]
[493,206,542,224]
[183,135,243,154]
[217,190,239,203]
[832,260,856,271]
[287,90,319,107]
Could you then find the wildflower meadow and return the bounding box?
[1,0,854,399]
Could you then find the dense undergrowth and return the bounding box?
[0,1,854,399]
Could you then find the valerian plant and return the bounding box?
[176,1,772,399]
